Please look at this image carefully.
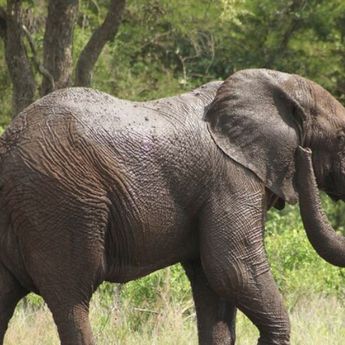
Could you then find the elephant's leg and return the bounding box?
[0,264,27,344]
[233,265,290,345]
[31,259,98,345]
[45,298,94,345]
[19,188,112,345]
[200,191,290,345]
[183,260,236,345]
[25,224,105,345]
[34,268,97,345]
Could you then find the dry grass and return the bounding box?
[4,294,345,344]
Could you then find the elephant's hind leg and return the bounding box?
[24,218,107,345]
[31,252,99,345]
[0,263,27,345]
[47,300,94,345]
[183,260,236,345]
[28,234,102,345]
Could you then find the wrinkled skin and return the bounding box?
[0,69,345,345]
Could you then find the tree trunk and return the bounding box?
[40,0,79,96]
[0,0,126,117]
[75,0,126,87]
[295,146,345,267]
[4,0,36,117]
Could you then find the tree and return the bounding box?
[0,0,126,117]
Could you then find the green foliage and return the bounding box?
[0,41,13,126]
[266,196,345,303]
[121,263,190,306]
[88,0,226,99]
[118,264,192,329]
[266,224,345,303]
[0,0,345,123]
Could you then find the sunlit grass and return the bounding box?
[4,294,345,344]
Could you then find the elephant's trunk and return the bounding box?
[295,146,345,267]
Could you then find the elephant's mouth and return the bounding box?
[323,179,344,202]
[323,171,345,202]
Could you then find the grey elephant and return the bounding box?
[0,68,344,345]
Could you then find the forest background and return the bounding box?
[1,0,345,344]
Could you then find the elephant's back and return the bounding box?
[0,82,222,150]
[0,85,220,197]
[0,87,165,167]
[30,82,222,134]
[32,87,160,132]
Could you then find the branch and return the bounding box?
[22,24,55,91]
[75,0,126,87]
[264,0,305,67]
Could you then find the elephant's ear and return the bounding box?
[205,69,307,204]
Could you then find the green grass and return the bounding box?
[4,294,345,344]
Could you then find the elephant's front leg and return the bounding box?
[200,187,290,345]
[183,260,236,345]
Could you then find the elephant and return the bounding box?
[0,68,344,345]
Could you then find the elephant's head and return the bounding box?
[204,68,345,266]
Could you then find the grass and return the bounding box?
[4,293,345,344]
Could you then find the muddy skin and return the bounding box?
[0,69,345,344]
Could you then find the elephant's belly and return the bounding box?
[104,220,199,283]
[102,153,205,283]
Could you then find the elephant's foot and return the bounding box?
[257,331,290,345]
[258,338,290,345]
